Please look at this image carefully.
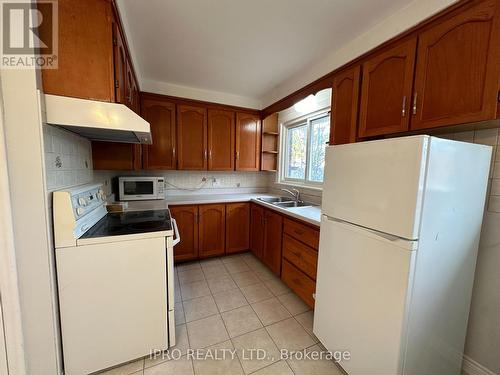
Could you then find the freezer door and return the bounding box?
[322,136,429,240]
[314,216,417,375]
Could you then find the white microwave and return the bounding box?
[118,177,165,201]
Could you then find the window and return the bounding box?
[281,111,330,186]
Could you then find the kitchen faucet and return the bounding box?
[281,188,301,202]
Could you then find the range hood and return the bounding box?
[43,94,152,144]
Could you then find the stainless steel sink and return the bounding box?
[274,201,314,208]
[257,197,294,203]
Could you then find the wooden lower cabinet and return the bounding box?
[250,204,265,259]
[262,209,283,276]
[226,203,250,254]
[281,259,316,308]
[170,205,199,262]
[199,204,226,257]
[282,234,318,280]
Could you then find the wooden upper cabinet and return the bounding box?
[92,141,141,170]
[226,203,250,254]
[358,38,417,138]
[411,0,500,130]
[263,209,283,276]
[170,205,199,262]
[235,113,261,171]
[41,0,115,101]
[207,109,235,171]
[330,65,361,145]
[141,98,176,170]
[177,105,207,170]
[199,204,226,257]
[250,204,265,260]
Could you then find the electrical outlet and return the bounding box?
[212,178,219,186]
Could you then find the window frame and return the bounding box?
[278,109,330,189]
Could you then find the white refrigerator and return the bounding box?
[313,135,491,375]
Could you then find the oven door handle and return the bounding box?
[171,218,181,247]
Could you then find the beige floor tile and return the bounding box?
[224,262,251,274]
[206,275,238,294]
[221,305,262,338]
[286,345,345,375]
[231,271,261,288]
[221,255,244,264]
[266,318,315,350]
[176,261,201,272]
[99,359,144,374]
[187,315,229,349]
[231,328,280,374]
[263,278,291,296]
[183,295,219,322]
[201,264,230,280]
[175,305,186,326]
[178,268,205,285]
[251,360,294,375]
[180,280,211,301]
[251,298,291,326]
[294,311,319,342]
[144,355,194,375]
[199,258,223,268]
[278,292,310,315]
[144,324,190,368]
[213,288,248,312]
[192,340,244,375]
[240,283,274,304]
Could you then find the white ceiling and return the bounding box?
[117,0,418,107]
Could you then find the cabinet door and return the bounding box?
[170,205,199,262]
[113,24,127,105]
[208,109,235,171]
[92,141,141,170]
[177,105,207,170]
[126,63,139,112]
[235,113,261,171]
[226,203,250,254]
[40,0,115,101]
[250,204,265,259]
[330,65,360,145]
[199,204,226,257]
[358,38,417,138]
[411,0,500,130]
[141,99,177,170]
[263,209,283,275]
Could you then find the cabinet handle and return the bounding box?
[292,250,302,259]
[294,229,304,236]
[236,151,240,160]
[412,93,418,115]
[172,148,176,158]
[204,149,207,160]
[401,96,407,117]
[208,150,212,160]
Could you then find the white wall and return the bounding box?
[1,69,61,373]
[261,0,458,107]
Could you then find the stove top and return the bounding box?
[80,209,172,239]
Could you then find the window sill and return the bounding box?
[274,180,323,192]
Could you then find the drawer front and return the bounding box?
[281,259,315,308]
[283,234,318,280]
[284,218,319,249]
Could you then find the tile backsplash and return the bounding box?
[43,124,93,191]
[93,170,274,199]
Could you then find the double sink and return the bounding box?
[257,197,316,208]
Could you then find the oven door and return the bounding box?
[119,177,160,201]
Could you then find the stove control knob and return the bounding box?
[78,197,87,206]
[76,207,85,216]
[98,189,105,200]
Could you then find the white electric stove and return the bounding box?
[53,183,179,375]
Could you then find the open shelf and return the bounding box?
[261,113,279,172]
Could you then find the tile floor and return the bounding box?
[100,252,345,375]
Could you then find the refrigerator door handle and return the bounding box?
[323,215,418,246]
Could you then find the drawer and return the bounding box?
[283,234,318,280]
[281,259,315,308]
[284,218,320,249]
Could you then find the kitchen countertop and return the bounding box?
[166,193,321,226]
